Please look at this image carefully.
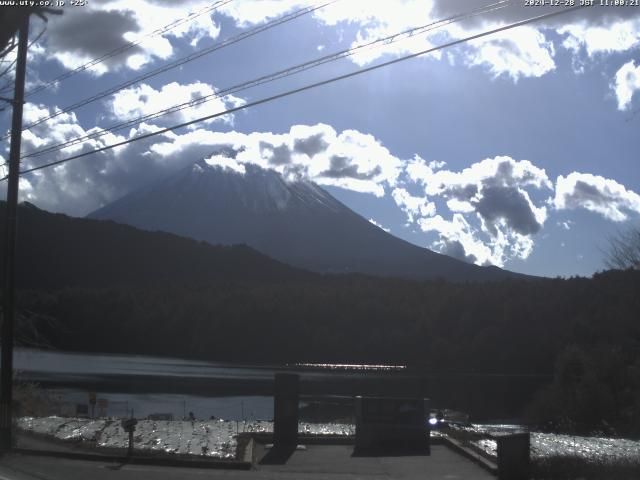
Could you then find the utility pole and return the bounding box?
[0,12,29,451]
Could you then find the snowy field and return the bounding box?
[17,416,640,463]
[17,417,354,459]
[454,424,640,465]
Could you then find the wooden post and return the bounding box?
[0,12,29,451]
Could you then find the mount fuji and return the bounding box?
[88,159,525,281]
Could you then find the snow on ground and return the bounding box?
[455,424,640,464]
[18,417,640,463]
[17,417,354,459]
[244,419,354,436]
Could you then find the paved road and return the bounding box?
[0,445,495,480]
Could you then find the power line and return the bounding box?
[0,28,47,119]
[0,59,17,82]
[15,0,235,99]
[20,0,512,160]
[5,4,586,181]
[21,0,510,159]
[0,38,17,61]
[0,1,232,98]
[10,0,338,138]
[0,27,46,94]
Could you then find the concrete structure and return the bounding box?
[255,442,493,479]
[0,445,497,479]
[496,432,530,480]
[354,396,429,454]
[273,373,299,448]
[11,427,498,479]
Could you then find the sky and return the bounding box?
[1,0,639,278]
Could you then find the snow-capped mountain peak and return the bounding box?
[88,160,524,281]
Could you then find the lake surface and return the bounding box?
[13,348,549,421]
[14,348,288,420]
[14,348,278,381]
[13,348,391,420]
[14,349,640,465]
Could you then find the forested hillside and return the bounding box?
[0,202,312,289]
[15,270,640,435]
[4,201,639,435]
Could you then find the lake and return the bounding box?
[14,348,283,420]
[13,348,402,420]
[13,347,550,421]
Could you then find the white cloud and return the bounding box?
[558,220,573,231]
[109,81,245,126]
[463,26,556,81]
[446,197,475,213]
[312,129,402,196]
[204,153,246,175]
[419,214,492,265]
[6,103,222,215]
[322,1,443,67]
[312,2,640,84]
[153,125,402,197]
[368,218,390,233]
[613,60,640,111]
[554,172,640,222]
[391,187,436,223]
[28,0,640,91]
[559,18,640,57]
[418,211,537,268]
[427,159,446,170]
[316,1,561,79]
[218,0,309,27]
[10,116,402,215]
[41,0,221,75]
[437,237,477,264]
[407,155,552,196]
[403,155,552,266]
[216,0,555,79]
[13,95,640,271]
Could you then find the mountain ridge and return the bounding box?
[0,201,312,290]
[89,159,530,282]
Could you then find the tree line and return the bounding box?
[14,269,640,436]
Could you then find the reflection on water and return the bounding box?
[15,348,406,380]
[13,348,402,421]
[292,363,406,371]
[44,389,274,421]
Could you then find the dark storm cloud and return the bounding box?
[293,133,329,157]
[46,8,142,67]
[475,185,543,236]
[321,155,382,180]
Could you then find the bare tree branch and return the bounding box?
[605,224,640,270]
